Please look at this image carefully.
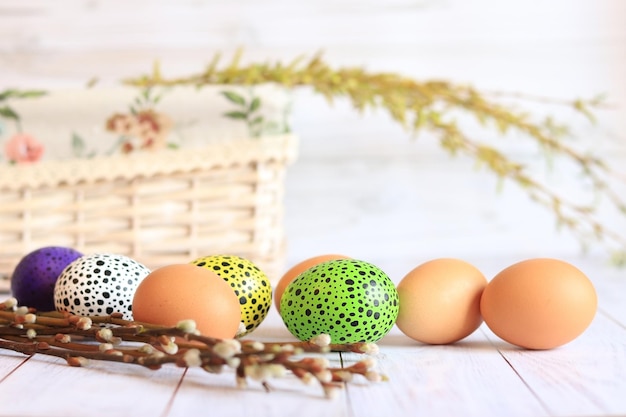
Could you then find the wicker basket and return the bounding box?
[0,134,297,291]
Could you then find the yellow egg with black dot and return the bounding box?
[190,254,272,337]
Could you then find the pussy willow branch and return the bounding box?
[426,117,626,250]
[125,52,626,262]
[0,298,382,398]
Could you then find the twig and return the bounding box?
[0,298,384,398]
[124,53,626,264]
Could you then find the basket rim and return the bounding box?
[0,134,297,191]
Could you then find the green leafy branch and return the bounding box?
[0,89,47,132]
[221,90,264,137]
[129,87,164,114]
[125,52,626,264]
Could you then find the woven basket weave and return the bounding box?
[0,135,297,291]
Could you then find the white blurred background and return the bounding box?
[1,0,624,281]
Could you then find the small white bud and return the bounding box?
[176,319,197,334]
[213,339,241,359]
[315,370,332,383]
[365,371,382,382]
[300,372,315,385]
[361,343,379,355]
[139,344,155,354]
[333,370,353,382]
[56,334,71,343]
[151,351,166,359]
[67,356,89,367]
[267,364,287,378]
[161,340,179,355]
[26,328,37,339]
[3,297,18,309]
[245,364,272,381]
[226,357,241,368]
[310,333,331,347]
[15,306,29,316]
[183,349,202,367]
[76,317,92,330]
[99,343,114,352]
[312,357,330,368]
[244,364,259,379]
[97,328,113,342]
[23,313,37,324]
[250,341,265,351]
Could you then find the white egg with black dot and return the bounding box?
[53,253,150,320]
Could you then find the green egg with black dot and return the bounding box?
[279,258,399,344]
[191,255,272,337]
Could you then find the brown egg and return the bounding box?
[274,254,350,312]
[396,258,487,344]
[132,264,241,339]
[480,258,597,350]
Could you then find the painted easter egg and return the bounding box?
[191,254,272,337]
[10,246,83,311]
[54,253,150,320]
[274,254,350,313]
[279,259,399,343]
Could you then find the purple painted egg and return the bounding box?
[10,246,83,311]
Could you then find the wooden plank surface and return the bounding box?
[343,332,549,417]
[2,258,626,417]
[0,353,185,417]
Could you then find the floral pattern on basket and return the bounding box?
[3,133,45,163]
[0,86,292,165]
[0,89,47,164]
[105,110,173,153]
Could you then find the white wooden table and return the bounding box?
[1,255,625,417]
